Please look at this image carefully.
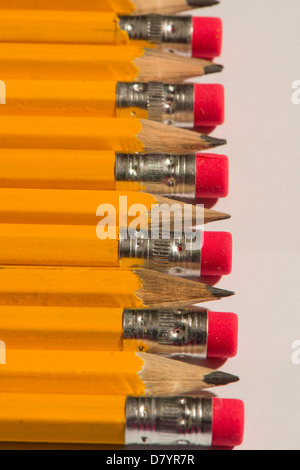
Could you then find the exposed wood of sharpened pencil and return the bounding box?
[0,44,220,83]
[0,0,220,14]
[135,269,234,307]
[135,49,221,82]
[154,196,231,226]
[138,120,227,154]
[0,350,239,396]
[0,116,226,153]
[0,188,230,226]
[0,266,234,308]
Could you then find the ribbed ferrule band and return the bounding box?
[119,231,202,277]
[123,308,208,356]
[115,153,196,196]
[119,15,193,46]
[125,397,213,446]
[116,82,195,126]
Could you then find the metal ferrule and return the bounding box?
[116,82,195,127]
[123,308,208,357]
[115,153,196,196]
[119,15,193,55]
[125,396,213,446]
[119,231,201,277]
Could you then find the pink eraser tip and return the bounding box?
[207,311,238,358]
[192,17,223,59]
[212,399,245,448]
[195,153,229,198]
[201,232,232,276]
[194,84,225,127]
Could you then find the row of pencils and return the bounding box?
[0,0,245,449]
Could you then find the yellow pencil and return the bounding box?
[0,116,225,153]
[0,188,229,226]
[0,349,239,396]
[0,0,219,14]
[0,224,233,278]
[0,266,234,308]
[0,150,229,200]
[0,79,225,129]
[0,11,222,60]
[0,394,244,448]
[0,306,238,359]
[0,43,219,82]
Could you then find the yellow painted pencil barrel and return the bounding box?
[0,11,131,45]
[0,393,127,445]
[0,188,171,225]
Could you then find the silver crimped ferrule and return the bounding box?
[119,231,201,277]
[116,82,195,127]
[123,308,208,357]
[115,153,196,196]
[119,15,193,55]
[125,396,212,446]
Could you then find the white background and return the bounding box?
[193,0,300,450]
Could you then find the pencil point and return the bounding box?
[188,0,220,6]
[204,371,240,386]
[204,64,224,75]
[208,286,235,299]
[205,209,231,223]
[202,135,227,149]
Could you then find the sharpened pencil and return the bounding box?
[0,349,239,395]
[0,266,234,308]
[0,44,221,82]
[0,116,226,153]
[0,188,230,226]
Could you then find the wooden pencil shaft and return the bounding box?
[0,0,214,14]
[0,266,224,308]
[0,44,211,82]
[0,349,226,395]
[0,116,220,153]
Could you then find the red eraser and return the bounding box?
[201,232,232,276]
[212,399,245,448]
[192,17,223,59]
[196,153,229,198]
[207,311,238,358]
[194,84,225,128]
